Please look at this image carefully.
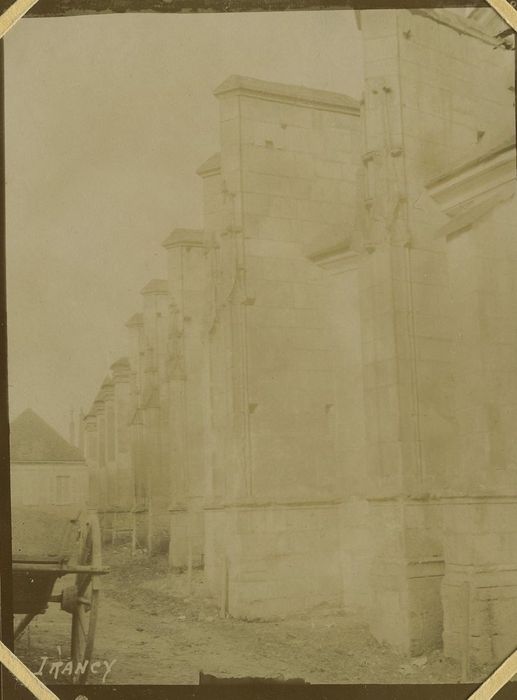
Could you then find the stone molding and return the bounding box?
[110,356,131,382]
[309,242,360,274]
[410,8,502,47]
[140,278,168,295]
[196,153,220,178]
[125,312,143,327]
[427,141,516,216]
[203,498,343,511]
[84,414,97,428]
[213,74,360,116]
[162,228,207,250]
[368,494,517,504]
[202,493,517,510]
[426,140,516,238]
[92,399,105,416]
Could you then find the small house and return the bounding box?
[10,408,88,508]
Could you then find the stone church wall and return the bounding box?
[82,7,517,664]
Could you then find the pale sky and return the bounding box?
[5,11,364,438]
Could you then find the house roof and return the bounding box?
[10,408,84,463]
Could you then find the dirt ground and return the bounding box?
[15,543,496,686]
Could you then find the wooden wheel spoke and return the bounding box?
[70,511,102,685]
[77,577,90,597]
[14,613,37,640]
[78,613,87,640]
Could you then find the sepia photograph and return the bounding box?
[4,4,517,687]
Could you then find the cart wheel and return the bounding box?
[71,511,102,684]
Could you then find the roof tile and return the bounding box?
[10,408,84,463]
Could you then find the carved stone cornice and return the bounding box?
[162,228,207,250]
[309,242,360,275]
[426,140,516,238]
[213,75,360,117]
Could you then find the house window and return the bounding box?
[56,475,71,505]
[22,473,39,506]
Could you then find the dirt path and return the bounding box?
[15,544,494,686]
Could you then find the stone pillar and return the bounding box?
[68,410,76,447]
[358,238,448,654]
[126,312,147,550]
[141,280,170,554]
[432,159,517,666]
[357,9,456,655]
[103,377,117,508]
[199,76,362,616]
[166,304,189,567]
[357,7,515,656]
[93,396,107,511]
[163,229,210,569]
[96,376,116,541]
[78,409,85,456]
[110,357,132,543]
[84,412,98,507]
[111,358,131,504]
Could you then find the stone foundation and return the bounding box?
[368,500,444,655]
[205,503,342,619]
[111,509,133,544]
[149,511,170,555]
[99,509,114,544]
[131,506,169,554]
[169,506,204,569]
[132,507,148,551]
[99,508,133,545]
[204,496,446,654]
[339,500,371,614]
[442,500,517,665]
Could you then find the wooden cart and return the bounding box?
[12,510,109,684]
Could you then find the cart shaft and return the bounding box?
[12,563,109,575]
